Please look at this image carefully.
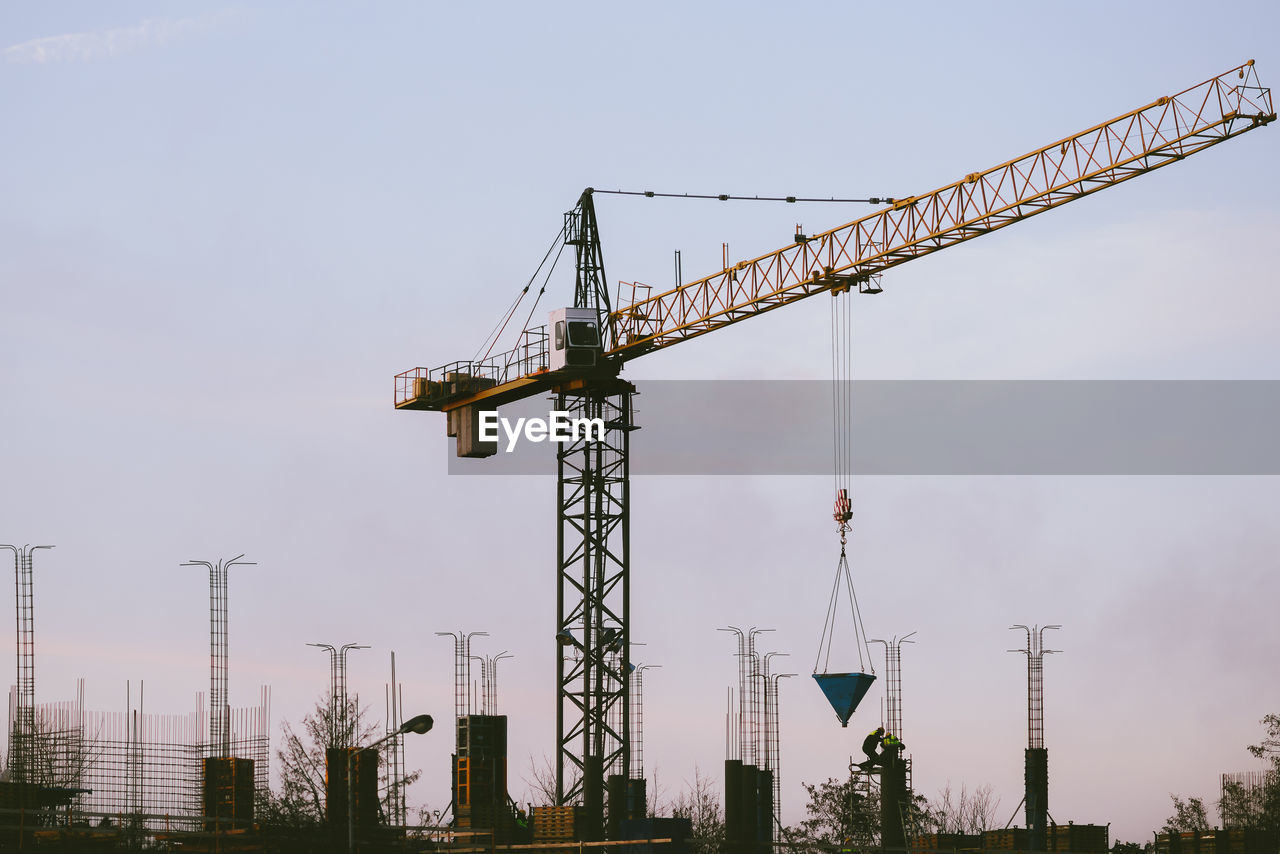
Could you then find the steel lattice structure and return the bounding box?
[610,62,1274,354]
[556,386,632,820]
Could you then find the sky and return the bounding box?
[2,1,1279,844]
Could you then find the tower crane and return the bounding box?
[395,62,1272,838]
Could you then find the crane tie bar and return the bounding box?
[591,188,896,204]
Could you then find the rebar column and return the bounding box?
[630,664,659,780]
[437,631,486,722]
[746,629,772,767]
[1010,624,1060,852]
[870,633,916,742]
[719,626,773,767]
[2,544,52,784]
[718,628,747,761]
[182,555,254,757]
[309,642,367,748]
[489,652,512,715]
[127,680,143,827]
[385,652,407,828]
[765,668,795,836]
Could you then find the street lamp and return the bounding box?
[348,713,433,853]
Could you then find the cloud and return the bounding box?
[3,16,212,64]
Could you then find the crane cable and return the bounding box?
[814,288,873,676]
[476,188,892,366]
[474,225,569,365]
[475,187,891,369]
[513,235,570,361]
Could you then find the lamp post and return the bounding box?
[348,713,433,854]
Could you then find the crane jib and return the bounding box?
[608,60,1272,359]
[394,61,1272,420]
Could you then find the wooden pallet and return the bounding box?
[982,829,1030,850]
[533,805,584,842]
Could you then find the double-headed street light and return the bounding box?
[348,713,433,853]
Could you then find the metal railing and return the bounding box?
[396,327,550,408]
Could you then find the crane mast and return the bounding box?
[556,190,632,820]
[567,191,616,350]
[395,62,1271,832]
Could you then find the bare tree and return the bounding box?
[1,711,105,829]
[261,693,421,828]
[520,753,582,808]
[929,781,1001,834]
[670,766,724,854]
[22,712,99,792]
[646,766,667,818]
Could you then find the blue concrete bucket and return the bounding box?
[813,672,876,727]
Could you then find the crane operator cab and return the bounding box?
[549,307,602,371]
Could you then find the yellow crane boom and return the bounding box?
[610,60,1273,357]
[395,60,1271,421]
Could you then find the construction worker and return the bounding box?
[881,731,905,763]
[859,726,885,768]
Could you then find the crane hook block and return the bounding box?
[833,488,853,524]
[813,672,877,727]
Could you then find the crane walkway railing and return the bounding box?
[396,326,549,410]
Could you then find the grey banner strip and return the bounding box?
[441,381,1280,475]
